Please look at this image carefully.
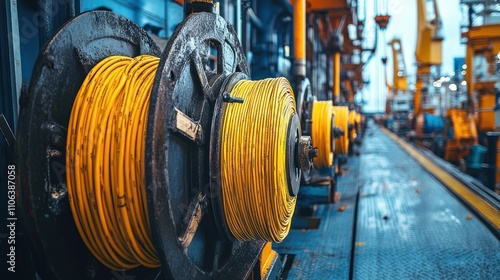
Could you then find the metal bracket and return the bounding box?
[178,193,207,249]
[173,108,203,143]
[222,91,244,103]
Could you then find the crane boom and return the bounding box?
[389,39,408,92]
[415,0,443,114]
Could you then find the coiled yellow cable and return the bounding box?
[356,112,362,128]
[332,106,349,154]
[66,55,160,270]
[220,77,297,243]
[349,110,357,141]
[311,101,334,168]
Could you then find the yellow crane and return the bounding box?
[414,0,477,163]
[463,4,500,132]
[415,0,443,116]
[383,38,412,133]
[388,38,409,94]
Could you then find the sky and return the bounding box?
[362,0,465,113]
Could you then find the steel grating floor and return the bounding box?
[274,121,500,279]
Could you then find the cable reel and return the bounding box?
[332,106,350,155]
[349,110,358,142]
[211,76,315,243]
[17,12,162,280]
[66,55,162,271]
[17,9,316,280]
[311,101,334,168]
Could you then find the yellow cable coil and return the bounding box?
[311,101,334,168]
[66,55,160,270]
[355,112,361,126]
[349,110,357,141]
[349,110,356,126]
[220,77,297,243]
[332,106,349,154]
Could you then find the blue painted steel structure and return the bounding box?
[249,0,293,79]
[81,0,183,38]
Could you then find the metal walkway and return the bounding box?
[275,121,500,279]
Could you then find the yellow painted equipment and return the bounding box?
[415,0,443,115]
[478,92,497,131]
[388,39,408,93]
[259,242,279,279]
[415,0,443,66]
[462,14,500,189]
[444,109,478,163]
[464,24,500,131]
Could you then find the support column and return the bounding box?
[293,0,306,77]
[333,52,340,103]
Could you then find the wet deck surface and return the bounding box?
[274,122,500,279]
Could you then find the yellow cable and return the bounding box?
[311,101,334,168]
[220,77,297,243]
[66,55,160,270]
[355,112,361,127]
[332,106,349,154]
[349,110,357,141]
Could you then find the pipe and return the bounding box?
[236,0,242,41]
[247,8,264,30]
[40,0,79,47]
[3,0,22,131]
[466,44,474,107]
[68,0,80,18]
[346,81,354,103]
[272,0,293,15]
[293,0,306,77]
[333,53,341,102]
